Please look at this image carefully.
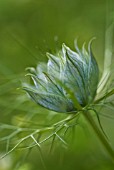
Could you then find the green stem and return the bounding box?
[83,111,114,162]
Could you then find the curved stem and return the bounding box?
[83,111,114,162]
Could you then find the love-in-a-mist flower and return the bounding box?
[22,40,114,162]
[23,41,99,113]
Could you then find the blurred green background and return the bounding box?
[0,0,114,170]
[0,0,107,73]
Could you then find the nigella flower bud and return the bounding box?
[23,41,99,113]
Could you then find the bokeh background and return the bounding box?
[0,0,114,170]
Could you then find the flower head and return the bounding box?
[23,41,99,113]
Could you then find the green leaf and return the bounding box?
[95,88,114,104]
[23,87,75,113]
